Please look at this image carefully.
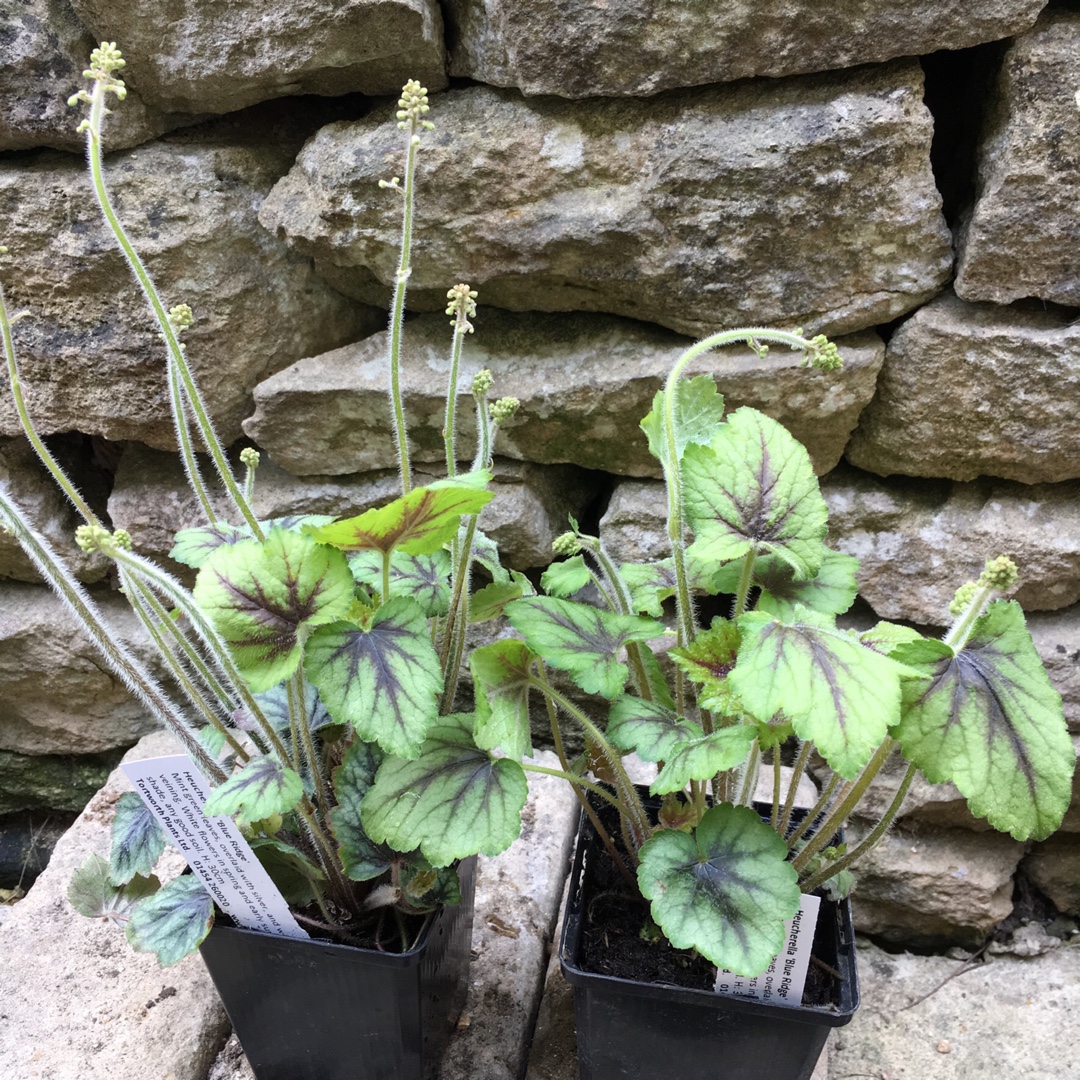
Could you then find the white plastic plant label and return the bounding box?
[122,753,309,939]
[714,893,821,1005]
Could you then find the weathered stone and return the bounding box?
[954,10,1080,307]
[0,731,230,1080]
[847,817,1024,949]
[0,110,378,451]
[847,292,1080,484]
[0,436,108,583]
[0,580,160,755]
[245,311,883,478]
[1022,833,1080,916]
[0,0,189,152]
[823,467,1080,624]
[829,940,1080,1080]
[108,442,595,572]
[445,0,1043,98]
[67,0,447,114]
[0,747,123,814]
[260,69,951,339]
[1029,609,1080,735]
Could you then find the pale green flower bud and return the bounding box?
[112,529,133,550]
[978,555,1019,592]
[240,447,261,470]
[552,532,581,557]
[948,581,977,617]
[167,303,194,334]
[489,397,520,425]
[396,80,431,131]
[472,369,494,396]
[75,523,112,553]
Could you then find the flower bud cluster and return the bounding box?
[472,369,494,396]
[397,80,434,133]
[239,447,261,470]
[552,532,582,557]
[446,284,478,331]
[167,304,194,334]
[68,42,127,112]
[489,397,520,425]
[75,523,131,554]
[978,555,1019,592]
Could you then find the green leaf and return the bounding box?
[636,642,677,712]
[250,837,325,906]
[238,680,334,735]
[893,601,1073,841]
[362,713,528,866]
[671,619,743,715]
[305,596,443,759]
[203,756,304,820]
[349,550,452,616]
[732,606,908,778]
[399,855,462,911]
[713,549,860,621]
[68,854,159,923]
[126,875,214,967]
[859,621,925,656]
[637,804,800,976]
[622,556,726,617]
[651,727,757,795]
[469,579,525,623]
[193,528,355,692]
[109,791,166,885]
[607,696,702,762]
[541,555,592,598]
[470,528,511,585]
[308,476,493,556]
[470,639,535,760]
[328,738,392,881]
[683,407,828,580]
[170,523,249,569]
[640,375,726,463]
[506,597,664,699]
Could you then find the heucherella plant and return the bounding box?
[0,51,535,964]
[479,352,1075,974]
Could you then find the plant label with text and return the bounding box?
[122,754,308,939]
[714,894,820,1005]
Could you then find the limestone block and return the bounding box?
[0,0,187,152]
[0,731,230,1080]
[0,110,378,451]
[847,292,1080,484]
[829,941,1080,1080]
[0,437,108,584]
[444,0,1044,98]
[108,442,594,573]
[955,10,1080,307]
[822,467,1080,624]
[259,68,951,339]
[1022,833,1080,916]
[245,311,883,478]
[847,817,1024,948]
[67,0,447,114]
[0,580,160,755]
[1029,609,1080,735]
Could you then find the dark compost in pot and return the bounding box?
[559,804,859,1080]
[198,855,476,1080]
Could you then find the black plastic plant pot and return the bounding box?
[559,812,859,1080]
[198,855,476,1080]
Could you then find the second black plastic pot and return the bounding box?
[198,855,476,1080]
[559,810,859,1080]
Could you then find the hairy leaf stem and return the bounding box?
[0,283,102,527]
[779,739,813,836]
[0,490,227,783]
[83,77,261,538]
[800,761,918,893]
[791,738,897,875]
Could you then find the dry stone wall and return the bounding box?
[1,0,1078,941]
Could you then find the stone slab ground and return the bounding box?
[3,734,1078,1079]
